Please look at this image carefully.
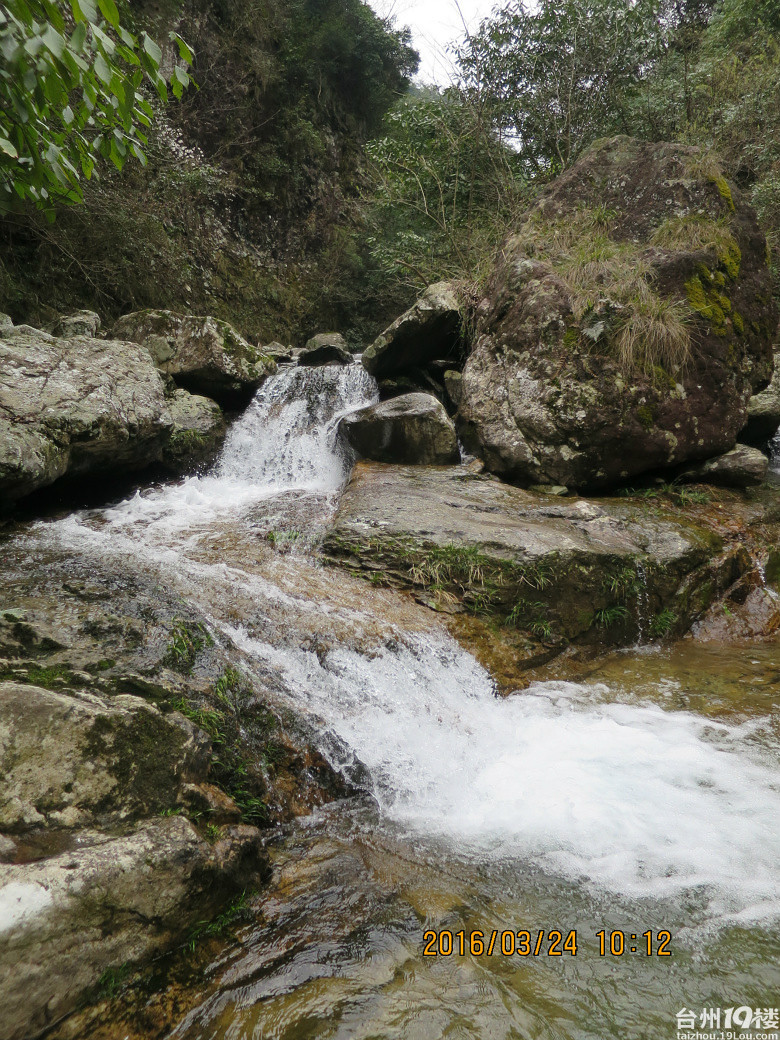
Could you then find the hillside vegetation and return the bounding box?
[0,0,778,345]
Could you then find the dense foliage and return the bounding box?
[1,0,778,345]
[0,0,190,214]
[0,0,418,341]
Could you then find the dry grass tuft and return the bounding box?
[513,205,695,375]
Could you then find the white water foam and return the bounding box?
[230,626,780,921]
[35,362,780,924]
[55,362,377,541]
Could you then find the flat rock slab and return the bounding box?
[324,463,742,646]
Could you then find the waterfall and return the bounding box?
[35,362,780,926]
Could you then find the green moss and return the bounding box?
[718,240,741,280]
[711,175,736,212]
[563,325,580,349]
[732,311,744,334]
[636,404,655,429]
[685,274,729,335]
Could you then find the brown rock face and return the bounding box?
[459,137,778,490]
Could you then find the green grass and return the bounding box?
[512,205,697,375]
[649,609,677,638]
[594,605,629,629]
[181,892,255,954]
[163,618,212,673]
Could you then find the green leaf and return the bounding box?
[70,22,87,51]
[142,33,162,68]
[97,0,120,28]
[94,52,111,85]
[169,32,194,65]
[0,136,18,158]
[41,25,66,59]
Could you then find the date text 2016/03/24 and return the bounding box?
[422,930,673,957]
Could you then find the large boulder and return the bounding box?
[162,388,226,472]
[743,349,780,443]
[362,281,464,379]
[111,309,276,403]
[459,137,778,490]
[340,393,460,465]
[0,326,172,503]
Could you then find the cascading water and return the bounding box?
[22,362,780,1038]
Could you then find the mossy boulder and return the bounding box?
[162,389,226,473]
[111,309,276,405]
[0,683,209,832]
[0,325,173,505]
[459,137,778,490]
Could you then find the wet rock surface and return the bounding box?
[323,462,768,660]
[0,541,350,1039]
[111,310,276,404]
[0,816,264,1040]
[340,393,459,465]
[459,137,778,490]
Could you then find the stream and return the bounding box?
[24,362,780,1038]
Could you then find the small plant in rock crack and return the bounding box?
[649,608,677,638]
[164,617,212,672]
[506,599,554,640]
[594,605,629,629]
[605,565,642,601]
[182,892,255,954]
[213,667,251,716]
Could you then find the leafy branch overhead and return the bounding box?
[0,0,193,215]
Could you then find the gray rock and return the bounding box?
[0,326,172,503]
[0,817,264,1040]
[340,393,460,465]
[324,462,744,650]
[444,369,463,408]
[0,314,12,332]
[304,331,349,353]
[0,683,209,832]
[677,444,769,487]
[162,389,226,472]
[362,282,463,378]
[743,350,780,442]
[50,310,101,338]
[459,138,778,490]
[298,336,352,367]
[111,309,276,403]
[264,341,295,363]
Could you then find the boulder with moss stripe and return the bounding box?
[458,137,777,491]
